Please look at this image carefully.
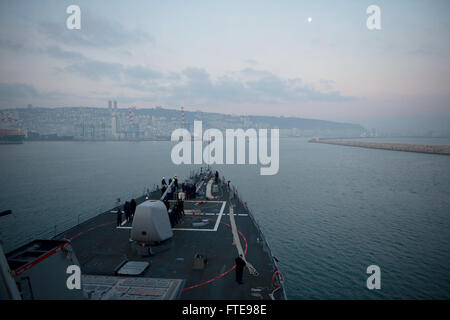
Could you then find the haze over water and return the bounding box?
[1,138,449,299]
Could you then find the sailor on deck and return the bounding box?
[235,254,247,284]
[174,175,179,190]
[116,207,123,226]
[130,199,137,220]
[124,201,132,223]
[167,184,173,200]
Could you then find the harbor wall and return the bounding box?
[309,139,450,155]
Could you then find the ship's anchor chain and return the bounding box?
[229,203,259,277]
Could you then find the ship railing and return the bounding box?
[25,183,162,243]
[4,178,166,253]
[230,183,288,300]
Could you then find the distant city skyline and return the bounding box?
[1,104,370,139]
[0,0,449,132]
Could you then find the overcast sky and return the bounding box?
[0,0,449,131]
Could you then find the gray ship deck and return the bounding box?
[55,171,285,300]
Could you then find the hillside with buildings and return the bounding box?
[0,102,365,140]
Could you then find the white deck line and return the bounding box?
[116,200,230,232]
[114,218,129,229]
[212,201,226,231]
[168,200,224,203]
[172,201,226,232]
[170,228,217,232]
[185,212,248,216]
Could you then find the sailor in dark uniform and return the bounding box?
[174,175,178,190]
[161,177,167,187]
[177,196,185,218]
[116,208,123,226]
[130,199,137,219]
[124,201,131,223]
[235,254,246,284]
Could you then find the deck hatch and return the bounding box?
[116,261,149,276]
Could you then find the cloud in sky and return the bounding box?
[62,54,163,82]
[41,44,353,105]
[0,0,448,131]
[0,82,71,106]
[164,67,354,105]
[38,13,152,48]
[0,83,39,99]
[42,46,163,82]
[46,46,85,61]
[243,59,259,66]
[0,62,353,111]
[0,38,26,52]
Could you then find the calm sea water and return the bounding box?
[1,138,449,299]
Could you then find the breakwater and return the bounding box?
[309,139,450,155]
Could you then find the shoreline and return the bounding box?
[309,139,450,155]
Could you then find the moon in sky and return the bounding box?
[307,17,312,23]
